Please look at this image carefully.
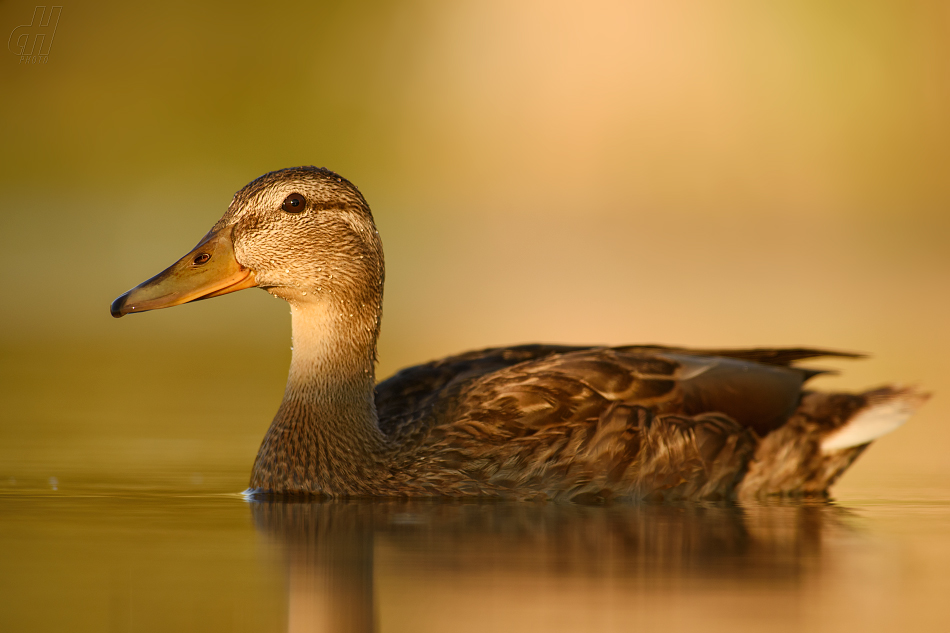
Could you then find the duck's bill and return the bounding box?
[110,227,257,318]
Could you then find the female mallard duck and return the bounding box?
[111,166,928,502]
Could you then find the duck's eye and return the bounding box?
[281,193,306,213]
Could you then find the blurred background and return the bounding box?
[2,0,949,494]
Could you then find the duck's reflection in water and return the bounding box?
[250,500,854,633]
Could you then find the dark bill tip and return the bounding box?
[110,293,129,318]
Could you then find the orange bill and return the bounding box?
[110,226,256,318]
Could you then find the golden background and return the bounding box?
[1,0,948,494]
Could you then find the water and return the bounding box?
[2,486,949,632]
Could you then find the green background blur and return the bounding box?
[2,0,948,494]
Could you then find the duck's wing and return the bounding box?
[376,344,855,438]
[418,347,822,448]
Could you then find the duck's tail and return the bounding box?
[736,386,930,501]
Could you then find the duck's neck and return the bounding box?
[250,295,386,495]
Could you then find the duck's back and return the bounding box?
[374,345,919,501]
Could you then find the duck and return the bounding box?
[110,166,929,502]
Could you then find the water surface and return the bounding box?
[2,485,949,633]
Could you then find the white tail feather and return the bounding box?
[821,388,929,453]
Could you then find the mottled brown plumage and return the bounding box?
[111,166,929,502]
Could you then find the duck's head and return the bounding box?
[110,166,384,322]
